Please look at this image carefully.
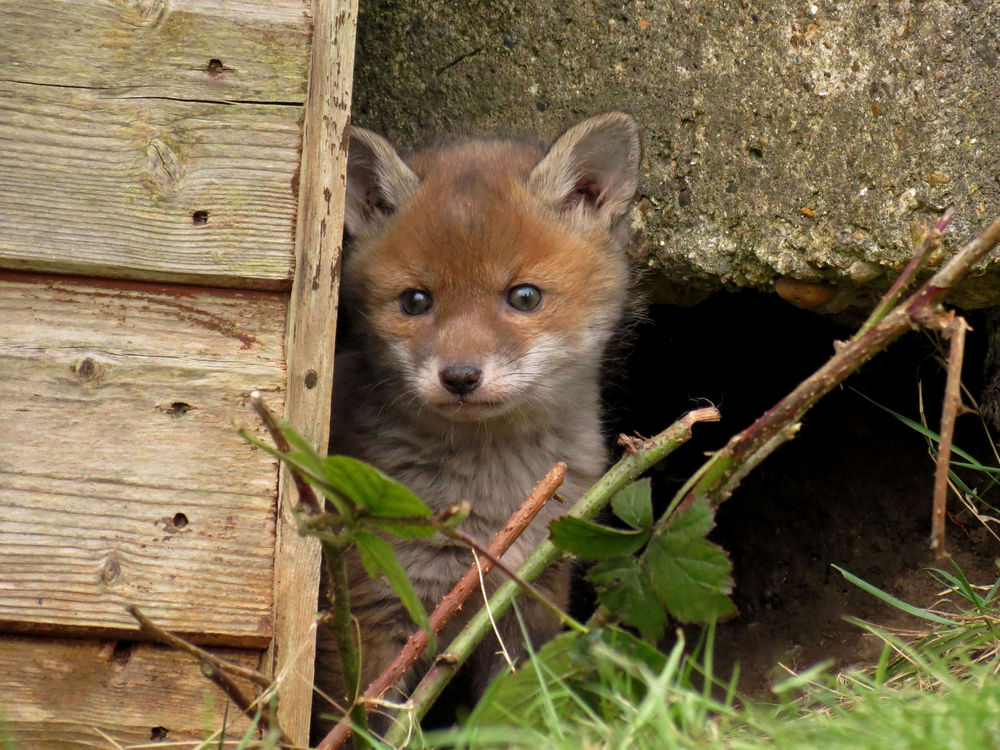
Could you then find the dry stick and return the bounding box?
[199,660,289,746]
[249,390,323,516]
[436,517,585,633]
[932,313,969,560]
[318,462,567,750]
[127,605,271,687]
[382,407,720,748]
[663,216,1000,524]
[126,605,289,743]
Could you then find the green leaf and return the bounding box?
[279,424,331,476]
[645,499,735,623]
[468,627,669,731]
[467,631,582,728]
[353,529,435,653]
[241,431,324,483]
[587,556,666,642]
[321,455,431,519]
[611,479,654,530]
[361,515,436,540]
[549,517,649,559]
[241,430,354,515]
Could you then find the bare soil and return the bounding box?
[608,292,1000,698]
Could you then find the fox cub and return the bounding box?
[314,112,641,735]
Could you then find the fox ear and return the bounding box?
[528,112,641,224]
[344,127,420,237]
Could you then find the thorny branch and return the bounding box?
[434,507,586,634]
[664,216,1000,526]
[250,390,368,743]
[127,605,270,687]
[126,605,289,743]
[381,407,719,747]
[854,209,953,339]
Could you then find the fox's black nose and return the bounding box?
[439,363,482,396]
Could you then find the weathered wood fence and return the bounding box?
[0,1,357,745]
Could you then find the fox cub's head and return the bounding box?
[342,113,641,423]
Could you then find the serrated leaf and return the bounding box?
[587,556,666,642]
[321,455,431,519]
[645,499,735,623]
[611,479,654,530]
[549,517,649,559]
[353,529,435,652]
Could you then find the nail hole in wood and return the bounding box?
[172,512,189,529]
[304,369,318,389]
[111,641,134,667]
[168,401,192,417]
[206,58,224,75]
[192,210,209,226]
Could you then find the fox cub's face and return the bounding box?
[342,113,641,423]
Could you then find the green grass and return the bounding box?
[410,563,1000,750]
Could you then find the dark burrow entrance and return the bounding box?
[605,291,1000,697]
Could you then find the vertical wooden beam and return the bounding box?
[270,0,358,743]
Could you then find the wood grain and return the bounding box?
[2,0,311,103]
[0,635,258,748]
[268,0,359,742]
[0,275,286,645]
[0,80,300,288]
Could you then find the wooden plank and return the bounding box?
[0,275,286,645]
[2,0,311,103]
[269,0,358,742]
[0,635,258,749]
[0,80,300,288]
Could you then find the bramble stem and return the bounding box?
[381,407,718,746]
[322,543,370,748]
[662,215,1000,525]
[317,463,567,750]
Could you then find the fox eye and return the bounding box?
[506,284,542,312]
[399,288,433,316]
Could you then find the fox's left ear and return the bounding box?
[528,112,641,224]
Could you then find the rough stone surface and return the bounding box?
[352,0,1000,310]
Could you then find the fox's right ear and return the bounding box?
[528,112,641,226]
[344,127,420,238]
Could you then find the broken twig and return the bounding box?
[931,312,969,560]
[126,604,287,742]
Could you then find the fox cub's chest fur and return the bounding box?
[314,112,641,738]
